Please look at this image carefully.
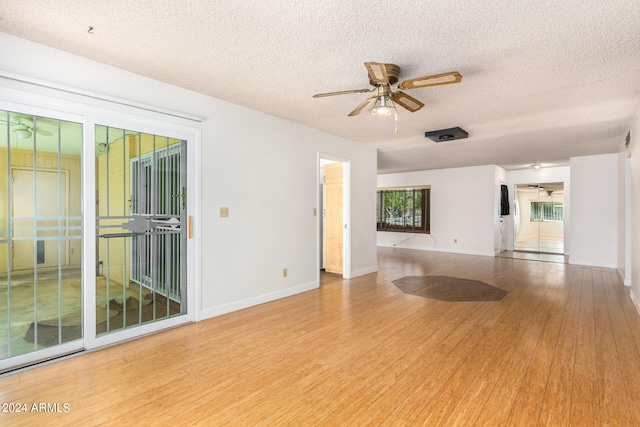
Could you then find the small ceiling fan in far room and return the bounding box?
[312,62,462,118]
[0,116,54,139]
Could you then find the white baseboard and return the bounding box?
[618,268,632,287]
[568,259,618,269]
[630,289,640,316]
[379,244,495,258]
[200,280,319,320]
[199,265,378,320]
[349,265,378,278]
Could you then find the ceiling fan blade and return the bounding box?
[398,71,462,90]
[0,119,22,126]
[313,88,373,98]
[36,128,53,136]
[347,97,376,116]
[364,62,390,85]
[392,91,424,113]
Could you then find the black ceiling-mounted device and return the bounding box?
[424,127,468,142]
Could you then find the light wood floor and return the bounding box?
[2,247,640,426]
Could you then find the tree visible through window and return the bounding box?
[377,187,430,233]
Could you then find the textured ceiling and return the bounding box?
[1,0,639,173]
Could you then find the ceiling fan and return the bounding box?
[1,117,54,139]
[313,62,462,117]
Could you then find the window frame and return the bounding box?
[376,186,430,233]
[530,201,564,222]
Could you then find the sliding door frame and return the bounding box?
[513,182,565,255]
[0,100,85,373]
[0,83,201,370]
[83,115,197,350]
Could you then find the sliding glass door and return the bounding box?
[0,108,83,372]
[93,125,187,341]
[1,104,193,373]
[514,183,565,254]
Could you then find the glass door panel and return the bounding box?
[514,183,564,254]
[94,125,186,337]
[0,109,82,372]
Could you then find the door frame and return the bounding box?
[317,153,351,281]
[0,87,202,371]
[513,182,565,255]
[625,155,632,286]
[10,167,70,271]
[0,101,86,373]
[83,115,198,350]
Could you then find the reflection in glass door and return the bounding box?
[94,125,186,338]
[0,109,83,372]
[514,183,564,254]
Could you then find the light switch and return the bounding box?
[220,207,229,218]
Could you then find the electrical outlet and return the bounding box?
[454,238,458,244]
[283,268,287,278]
[220,207,229,218]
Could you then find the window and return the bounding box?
[530,201,564,222]
[377,187,430,233]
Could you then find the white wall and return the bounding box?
[377,153,624,273]
[618,153,631,285]
[0,33,378,319]
[569,153,619,268]
[377,165,498,256]
[621,108,640,313]
[618,141,634,289]
[202,112,377,316]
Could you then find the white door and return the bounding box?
[12,169,68,270]
[322,162,343,275]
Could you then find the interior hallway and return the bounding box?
[1,247,639,425]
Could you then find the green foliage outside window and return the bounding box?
[377,188,430,233]
[530,201,564,222]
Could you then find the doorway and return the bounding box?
[11,169,69,271]
[514,183,565,254]
[318,157,350,284]
[0,106,194,373]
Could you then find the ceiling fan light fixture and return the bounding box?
[313,62,461,119]
[369,95,396,116]
[15,127,32,139]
